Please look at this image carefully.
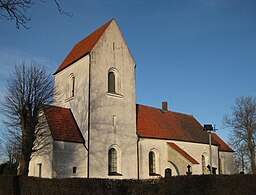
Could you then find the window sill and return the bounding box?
[106,92,123,98]
[65,96,74,102]
[149,173,161,176]
[108,172,122,176]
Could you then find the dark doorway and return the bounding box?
[165,168,172,177]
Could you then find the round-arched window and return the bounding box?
[108,68,120,94]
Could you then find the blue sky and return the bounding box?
[0,0,255,143]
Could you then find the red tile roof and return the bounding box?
[54,19,113,75]
[211,133,234,152]
[167,142,199,164]
[43,105,84,143]
[136,104,218,145]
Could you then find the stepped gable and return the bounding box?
[54,19,113,74]
[43,105,84,143]
[136,104,218,145]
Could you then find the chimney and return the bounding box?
[162,101,168,112]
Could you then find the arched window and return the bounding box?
[108,145,122,176]
[219,158,222,174]
[108,68,120,95]
[108,72,115,93]
[108,148,117,174]
[67,74,75,99]
[202,155,206,174]
[165,168,172,177]
[219,157,224,174]
[149,151,156,175]
[71,76,75,97]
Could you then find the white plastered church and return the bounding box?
[28,19,234,179]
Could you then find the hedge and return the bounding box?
[0,175,256,195]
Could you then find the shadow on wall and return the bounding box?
[169,161,180,176]
[65,88,136,178]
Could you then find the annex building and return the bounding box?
[29,19,234,179]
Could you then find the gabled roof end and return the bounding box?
[54,18,114,75]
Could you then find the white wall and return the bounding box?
[54,55,90,141]
[29,139,87,178]
[173,140,219,174]
[88,20,137,179]
[138,138,220,179]
[28,113,54,178]
[52,140,87,178]
[29,151,53,178]
[219,151,234,174]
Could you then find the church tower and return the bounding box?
[54,19,137,178]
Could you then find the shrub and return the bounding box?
[0,174,256,195]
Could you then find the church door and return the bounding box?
[165,168,172,177]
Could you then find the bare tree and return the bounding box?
[1,61,54,176]
[0,0,71,29]
[0,143,5,163]
[223,96,256,174]
[5,140,21,164]
[231,142,250,173]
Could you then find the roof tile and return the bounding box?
[136,104,218,145]
[167,142,199,164]
[43,105,84,143]
[54,19,113,74]
[211,133,234,152]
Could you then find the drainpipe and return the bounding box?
[137,136,140,180]
[217,145,220,175]
[134,64,139,179]
[209,132,212,174]
[87,52,92,178]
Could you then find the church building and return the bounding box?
[28,19,234,179]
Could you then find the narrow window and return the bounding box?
[149,151,156,175]
[108,148,117,174]
[71,76,75,97]
[108,72,115,93]
[219,158,222,174]
[219,158,224,174]
[202,155,206,174]
[38,163,42,178]
[67,74,75,99]
[73,167,77,174]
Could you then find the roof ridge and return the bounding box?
[136,103,193,117]
[43,104,70,110]
[136,103,216,145]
